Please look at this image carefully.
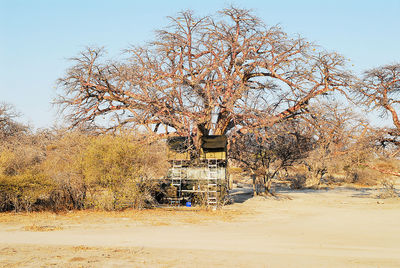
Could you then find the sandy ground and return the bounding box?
[0,186,400,267]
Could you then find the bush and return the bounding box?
[289,174,307,189]
[81,133,166,210]
[0,129,168,212]
[0,131,54,212]
[0,169,54,212]
[42,131,89,210]
[377,180,398,199]
[343,164,382,186]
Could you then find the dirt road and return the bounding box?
[1,187,399,267]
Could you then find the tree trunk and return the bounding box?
[251,174,257,196]
[306,171,321,188]
[264,176,273,196]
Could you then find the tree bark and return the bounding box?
[251,174,257,196]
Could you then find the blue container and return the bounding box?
[185,202,192,207]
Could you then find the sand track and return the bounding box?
[1,187,399,267]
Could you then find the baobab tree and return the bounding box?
[57,7,352,146]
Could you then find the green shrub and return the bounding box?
[0,169,54,212]
[81,133,166,210]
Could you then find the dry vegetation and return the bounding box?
[0,110,168,212]
[0,207,244,230]
[1,7,400,213]
[1,99,400,212]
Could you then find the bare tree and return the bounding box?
[0,103,27,140]
[299,101,369,186]
[354,64,400,177]
[356,64,400,130]
[57,7,352,147]
[230,121,313,195]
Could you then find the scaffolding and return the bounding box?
[207,159,218,206]
[171,160,183,193]
[166,135,228,208]
[169,160,184,206]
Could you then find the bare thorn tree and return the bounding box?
[354,64,400,178]
[300,101,370,186]
[0,103,27,140]
[230,121,314,196]
[356,64,400,130]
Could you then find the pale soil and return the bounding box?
[1,186,400,267]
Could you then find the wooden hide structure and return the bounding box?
[166,135,228,207]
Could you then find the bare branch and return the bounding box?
[56,8,352,147]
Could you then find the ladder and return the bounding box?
[171,160,183,205]
[207,159,218,207]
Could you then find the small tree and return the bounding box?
[299,101,369,186]
[230,121,313,195]
[356,64,400,130]
[0,103,27,140]
[354,63,400,178]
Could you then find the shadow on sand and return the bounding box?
[229,187,254,203]
[228,184,392,205]
[276,185,378,198]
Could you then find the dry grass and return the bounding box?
[23,224,63,232]
[377,180,399,199]
[72,245,95,251]
[0,207,245,229]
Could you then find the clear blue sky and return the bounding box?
[1,0,399,129]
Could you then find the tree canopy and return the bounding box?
[57,7,352,146]
[356,64,400,130]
